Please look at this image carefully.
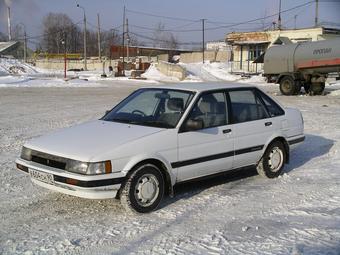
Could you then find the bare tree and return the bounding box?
[152,22,179,49]
[41,13,81,54]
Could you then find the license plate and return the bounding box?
[29,169,54,185]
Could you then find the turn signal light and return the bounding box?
[105,161,112,174]
[65,178,79,186]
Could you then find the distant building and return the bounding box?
[110,45,196,62]
[225,27,340,73]
[206,41,230,51]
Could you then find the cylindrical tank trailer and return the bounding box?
[263,38,340,95]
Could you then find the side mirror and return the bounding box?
[105,110,110,115]
[185,118,203,131]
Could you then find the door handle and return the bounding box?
[265,122,272,127]
[223,129,232,134]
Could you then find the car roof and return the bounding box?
[142,82,257,93]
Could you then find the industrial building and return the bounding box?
[226,27,340,74]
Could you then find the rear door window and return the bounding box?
[256,90,285,117]
[229,90,268,123]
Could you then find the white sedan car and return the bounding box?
[16,83,304,213]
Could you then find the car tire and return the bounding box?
[120,164,164,214]
[256,141,286,178]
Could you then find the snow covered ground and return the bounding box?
[1,59,340,254]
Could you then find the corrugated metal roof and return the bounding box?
[0,41,19,53]
[232,41,270,45]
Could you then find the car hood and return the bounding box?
[25,120,164,162]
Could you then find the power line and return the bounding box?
[128,31,201,46]
[203,1,315,31]
[126,8,198,22]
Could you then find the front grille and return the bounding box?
[31,155,66,170]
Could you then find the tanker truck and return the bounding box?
[263,38,340,95]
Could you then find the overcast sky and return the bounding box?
[0,0,339,48]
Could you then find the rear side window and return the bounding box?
[229,90,268,123]
[257,90,285,117]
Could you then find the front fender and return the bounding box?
[114,153,176,186]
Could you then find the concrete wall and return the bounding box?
[157,54,169,62]
[156,61,186,80]
[35,59,105,70]
[180,50,229,63]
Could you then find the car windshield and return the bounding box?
[102,88,195,128]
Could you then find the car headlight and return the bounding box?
[66,160,88,174]
[87,161,112,175]
[21,147,32,161]
[66,160,112,175]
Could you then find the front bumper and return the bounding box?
[15,158,125,199]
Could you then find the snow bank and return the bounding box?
[180,62,266,83]
[142,63,180,82]
[0,58,39,76]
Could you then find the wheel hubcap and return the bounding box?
[283,81,292,92]
[268,147,283,172]
[134,174,159,207]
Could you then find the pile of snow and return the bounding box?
[180,62,266,83]
[142,63,180,82]
[0,58,38,76]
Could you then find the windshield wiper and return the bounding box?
[139,120,174,128]
[109,118,134,124]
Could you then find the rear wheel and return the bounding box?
[257,141,286,178]
[310,82,325,95]
[120,164,164,214]
[279,76,296,96]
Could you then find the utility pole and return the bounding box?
[77,4,87,71]
[19,23,27,62]
[278,0,282,30]
[7,7,12,41]
[315,0,319,27]
[62,32,67,79]
[23,30,27,63]
[294,15,297,30]
[122,6,126,76]
[97,13,102,61]
[126,18,130,62]
[201,19,206,64]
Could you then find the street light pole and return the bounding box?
[201,19,206,64]
[278,0,282,30]
[61,33,67,79]
[77,4,87,71]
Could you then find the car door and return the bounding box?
[228,88,274,168]
[175,91,234,182]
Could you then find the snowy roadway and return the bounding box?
[0,82,340,255]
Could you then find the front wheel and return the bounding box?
[256,141,286,178]
[279,76,296,96]
[120,164,164,213]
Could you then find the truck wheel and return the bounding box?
[279,76,296,96]
[120,164,164,214]
[310,82,325,95]
[256,141,286,178]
